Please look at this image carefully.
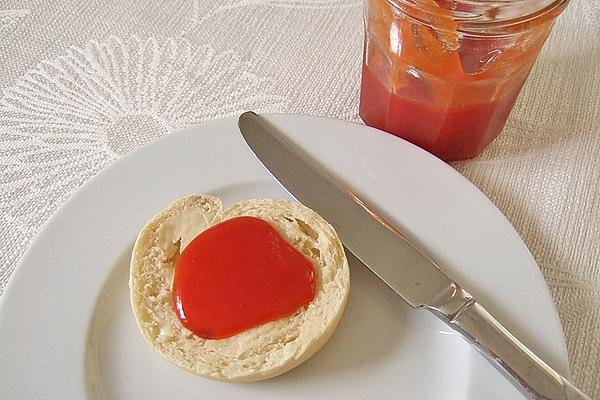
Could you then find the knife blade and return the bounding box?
[238,111,590,400]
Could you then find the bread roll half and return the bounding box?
[129,195,350,382]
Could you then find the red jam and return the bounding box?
[359,0,554,161]
[359,65,524,161]
[172,216,316,340]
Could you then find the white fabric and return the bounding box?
[1,0,598,397]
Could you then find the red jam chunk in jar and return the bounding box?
[359,0,555,161]
[172,216,316,340]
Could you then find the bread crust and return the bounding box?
[130,195,350,382]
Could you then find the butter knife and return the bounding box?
[238,111,590,400]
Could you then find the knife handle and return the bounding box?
[435,299,590,400]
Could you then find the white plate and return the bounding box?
[0,114,568,399]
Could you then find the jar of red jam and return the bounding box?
[359,0,570,161]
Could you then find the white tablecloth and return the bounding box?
[1,0,598,397]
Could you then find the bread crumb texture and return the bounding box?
[130,195,350,381]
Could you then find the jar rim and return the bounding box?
[386,0,570,36]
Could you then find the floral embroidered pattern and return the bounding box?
[191,0,362,28]
[0,35,288,292]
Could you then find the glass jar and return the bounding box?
[359,0,570,161]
